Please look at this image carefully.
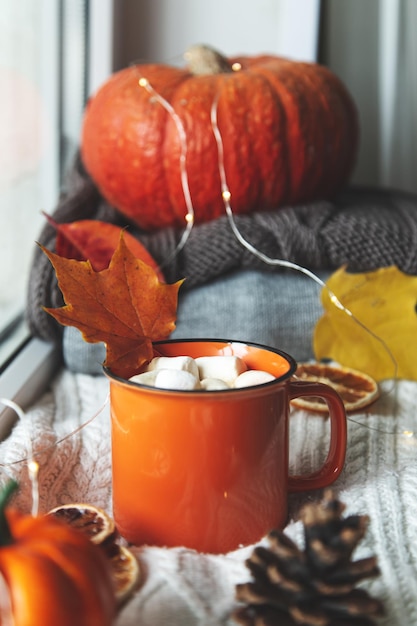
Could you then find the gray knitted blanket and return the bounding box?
[26,153,417,343]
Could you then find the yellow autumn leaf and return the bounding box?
[314,266,417,381]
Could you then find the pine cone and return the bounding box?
[233,490,384,626]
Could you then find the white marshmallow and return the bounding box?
[234,370,275,388]
[195,356,247,386]
[200,377,231,390]
[146,356,199,379]
[154,368,200,390]
[129,370,158,386]
[129,355,273,392]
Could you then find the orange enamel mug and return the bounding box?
[105,339,347,554]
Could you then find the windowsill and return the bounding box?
[0,336,61,441]
[0,314,30,371]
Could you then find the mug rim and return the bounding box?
[104,337,298,394]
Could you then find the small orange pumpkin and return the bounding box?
[81,44,359,230]
[0,482,116,625]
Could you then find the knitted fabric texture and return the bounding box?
[26,153,417,343]
[1,370,416,625]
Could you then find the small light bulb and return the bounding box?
[185,212,194,224]
[28,460,39,475]
[329,292,349,313]
[222,190,231,202]
[232,62,242,72]
[138,77,148,88]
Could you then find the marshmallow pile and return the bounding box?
[129,355,276,391]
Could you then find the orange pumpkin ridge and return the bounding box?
[0,483,116,626]
[81,46,359,231]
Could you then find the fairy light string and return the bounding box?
[138,77,194,267]
[0,391,110,515]
[0,398,39,516]
[0,383,413,486]
[136,75,400,386]
[136,75,399,396]
[0,72,408,482]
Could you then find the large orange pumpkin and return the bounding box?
[81,45,359,231]
[0,483,115,625]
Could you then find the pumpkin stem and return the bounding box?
[0,480,18,546]
[184,44,234,76]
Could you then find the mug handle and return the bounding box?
[287,380,347,492]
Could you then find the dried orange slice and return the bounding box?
[47,503,141,604]
[291,362,379,413]
[106,544,141,605]
[48,503,116,545]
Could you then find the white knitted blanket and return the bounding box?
[1,369,416,625]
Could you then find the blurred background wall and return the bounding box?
[320,0,417,195]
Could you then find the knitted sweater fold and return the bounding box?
[0,371,415,626]
[26,153,417,342]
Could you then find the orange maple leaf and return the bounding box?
[41,234,183,379]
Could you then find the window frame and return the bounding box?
[0,0,115,435]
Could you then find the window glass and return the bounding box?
[1,2,57,326]
[0,0,88,362]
